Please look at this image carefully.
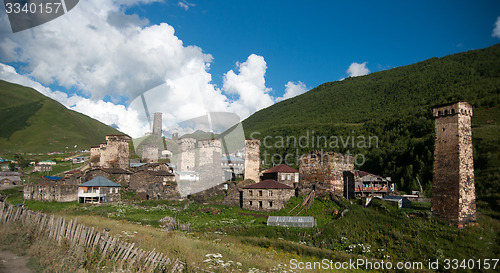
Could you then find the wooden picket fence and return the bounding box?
[0,201,185,272]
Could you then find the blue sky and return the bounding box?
[0,0,499,137]
[131,0,500,92]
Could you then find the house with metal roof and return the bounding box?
[241,179,294,211]
[221,155,245,181]
[78,176,121,203]
[262,164,299,187]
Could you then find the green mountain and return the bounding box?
[0,80,123,153]
[242,44,500,205]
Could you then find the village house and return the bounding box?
[261,164,299,187]
[24,176,78,202]
[34,164,52,173]
[78,176,121,203]
[352,171,392,198]
[0,171,21,185]
[241,179,294,211]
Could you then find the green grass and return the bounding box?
[14,192,499,272]
[0,186,24,204]
[0,80,123,153]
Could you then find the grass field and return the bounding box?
[2,186,499,272]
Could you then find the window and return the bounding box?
[287,174,291,180]
[115,188,119,194]
[294,175,299,183]
[249,201,253,206]
[259,201,263,208]
[259,190,263,197]
[109,188,113,193]
[281,174,285,180]
[269,201,273,208]
[249,190,253,196]
[268,190,273,197]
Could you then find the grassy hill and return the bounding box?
[0,80,123,153]
[242,44,500,204]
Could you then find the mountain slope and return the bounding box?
[0,80,123,153]
[242,44,500,203]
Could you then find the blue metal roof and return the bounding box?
[45,176,62,180]
[78,176,121,187]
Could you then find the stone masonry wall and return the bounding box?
[23,184,77,202]
[244,139,260,182]
[432,101,476,227]
[242,188,294,211]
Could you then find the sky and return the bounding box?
[0,0,499,138]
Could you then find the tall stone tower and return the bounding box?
[100,135,131,169]
[153,112,162,136]
[432,101,476,227]
[177,137,196,171]
[244,139,260,182]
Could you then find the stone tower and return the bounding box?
[432,101,476,227]
[244,139,260,182]
[177,137,196,171]
[153,112,162,136]
[100,135,131,169]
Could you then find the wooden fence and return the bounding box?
[0,201,185,272]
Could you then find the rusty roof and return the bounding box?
[263,164,298,174]
[243,179,294,189]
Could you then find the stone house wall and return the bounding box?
[23,184,77,202]
[299,151,354,195]
[242,188,294,211]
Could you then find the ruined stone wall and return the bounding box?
[299,151,354,195]
[100,135,131,169]
[432,101,476,227]
[242,188,294,211]
[23,184,77,202]
[244,139,260,182]
[128,171,178,199]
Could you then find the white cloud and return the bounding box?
[346,62,370,77]
[277,81,308,102]
[178,0,195,11]
[0,63,149,137]
[223,54,275,118]
[0,0,302,138]
[493,16,500,39]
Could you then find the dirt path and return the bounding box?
[0,250,32,273]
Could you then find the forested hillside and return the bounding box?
[243,44,500,204]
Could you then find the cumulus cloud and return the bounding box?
[493,16,500,39]
[277,81,308,102]
[346,62,370,77]
[0,63,149,137]
[178,0,195,11]
[223,54,275,118]
[0,0,302,138]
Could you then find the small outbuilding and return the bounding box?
[78,176,121,203]
[383,195,411,209]
[267,216,316,228]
